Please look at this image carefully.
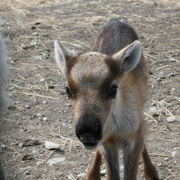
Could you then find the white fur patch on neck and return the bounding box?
[103,91,140,138]
[71,52,109,90]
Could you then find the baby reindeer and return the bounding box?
[54,19,159,180]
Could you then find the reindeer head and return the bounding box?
[54,40,141,149]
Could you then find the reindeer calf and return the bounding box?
[54,19,159,180]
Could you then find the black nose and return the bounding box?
[75,115,102,149]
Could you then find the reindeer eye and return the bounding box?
[65,87,72,98]
[109,84,118,98]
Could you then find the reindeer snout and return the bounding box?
[75,115,102,149]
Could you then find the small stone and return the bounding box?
[67,104,71,107]
[0,144,6,149]
[25,170,31,175]
[149,106,158,114]
[169,57,177,62]
[157,162,162,167]
[77,173,86,177]
[42,117,48,121]
[164,157,169,161]
[100,168,106,176]
[40,78,45,82]
[25,105,30,109]
[167,116,176,122]
[45,141,60,150]
[42,100,47,104]
[67,175,72,180]
[171,151,176,157]
[32,32,38,36]
[47,157,65,166]
[36,113,42,117]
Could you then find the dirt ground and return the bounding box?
[0,0,179,179]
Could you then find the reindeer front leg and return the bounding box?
[86,150,102,180]
[122,136,144,180]
[103,144,120,180]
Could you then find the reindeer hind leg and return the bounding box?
[86,150,102,180]
[142,146,160,180]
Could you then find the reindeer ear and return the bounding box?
[112,40,142,73]
[54,40,77,77]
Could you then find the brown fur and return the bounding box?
[87,20,158,179]
[55,19,159,180]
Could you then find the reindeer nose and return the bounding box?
[75,115,102,149]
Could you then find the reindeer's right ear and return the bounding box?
[54,40,77,77]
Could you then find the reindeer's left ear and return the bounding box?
[112,40,142,73]
[54,40,77,78]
